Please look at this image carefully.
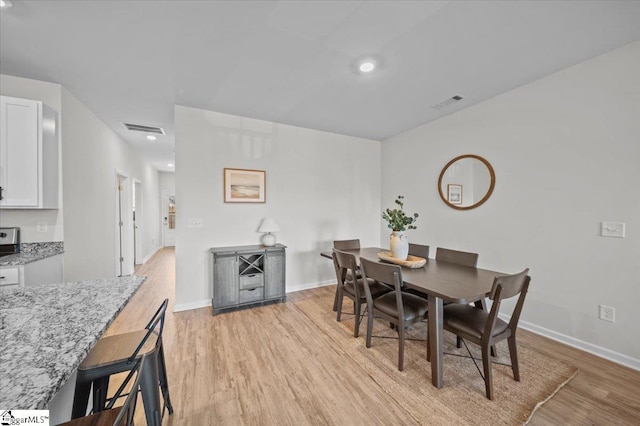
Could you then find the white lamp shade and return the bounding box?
[258,217,281,233]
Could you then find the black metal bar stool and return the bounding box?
[61,355,146,426]
[72,299,173,425]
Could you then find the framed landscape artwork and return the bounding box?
[447,184,463,205]
[224,168,266,203]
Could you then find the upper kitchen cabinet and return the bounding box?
[0,96,58,209]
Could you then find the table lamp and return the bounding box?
[258,217,281,246]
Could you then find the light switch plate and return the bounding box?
[188,218,203,229]
[601,222,625,238]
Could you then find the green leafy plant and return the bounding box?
[382,195,419,232]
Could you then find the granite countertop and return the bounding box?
[0,242,64,266]
[0,275,146,409]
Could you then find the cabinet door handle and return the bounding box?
[0,277,5,280]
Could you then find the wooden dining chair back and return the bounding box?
[435,247,478,267]
[408,243,429,259]
[404,244,431,299]
[360,258,429,371]
[332,249,391,337]
[442,268,530,399]
[333,239,361,250]
[61,355,146,426]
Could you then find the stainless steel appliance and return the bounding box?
[0,227,20,257]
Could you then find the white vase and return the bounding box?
[390,231,409,260]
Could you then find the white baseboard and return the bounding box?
[142,246,162,264]
[173,280,335,313]
[286,279,335,294]
[174,299,211,313]
[501,314,640,371]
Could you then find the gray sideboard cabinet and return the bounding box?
[210,244,286,315]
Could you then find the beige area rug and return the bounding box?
[294,296,577,425]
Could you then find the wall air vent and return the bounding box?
[432,95,464,110]
[122,122,166,135]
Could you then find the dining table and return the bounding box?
[321,247,505,388]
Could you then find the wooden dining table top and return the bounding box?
[323,247,505,303]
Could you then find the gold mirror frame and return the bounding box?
[437,154,495,210]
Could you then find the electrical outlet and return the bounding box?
[599,305,615,323]
[36,221,48,233]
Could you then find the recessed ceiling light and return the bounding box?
[168,163,174,167]
[0,0,13,8]
[359,60,376,73]
[146,135,157,141]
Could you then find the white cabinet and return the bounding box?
[0,95,58,209]
[0,254,63,289]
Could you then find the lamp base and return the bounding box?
[262,233,276,247]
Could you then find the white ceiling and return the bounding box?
[2,1,640,172]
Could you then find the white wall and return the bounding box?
[61,88,161,281]
[174,106,381,310]
[158,171,175,191]
[381,41,640,367]
[0,75,63,242]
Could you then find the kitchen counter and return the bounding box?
[0,275,146,410]
[0,242,64,266]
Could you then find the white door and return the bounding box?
[162,190,176,247]
[133,180,143,265]
[116,171,134,276]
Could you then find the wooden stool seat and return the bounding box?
[79,330,157,371]
[61,407,122,426]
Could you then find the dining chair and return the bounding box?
[404,244,431,299]
[435,247,491,352]
[72,299,174,426]
[331,239,362,311]
[360,258,429,371]
[61,355,146,426]
[442,268,530,399]
[408,243,429,259]
[333,239,362,279]
[333,239,361,250]
[332,249,392,337]
[435,247,478,267]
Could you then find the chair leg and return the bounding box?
[365,308,374,348]
[354,299,362,337]
[71,371,92,419]
[482,343,494,400]
[158,342,174,414]
[92,377,109,413]
[508,335,520,381]
[336,288,344,322]
[426,330,430,362]
[456,336,462,348]
[398,323,405,371]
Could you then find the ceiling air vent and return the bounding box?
[122,122,166,135]
[432,95,464,110]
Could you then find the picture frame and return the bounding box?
[224,168,266,203]
[447,184,463,205]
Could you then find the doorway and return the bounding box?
[115,170,134,276]
[162,190,176,247]
[133,179,143,265]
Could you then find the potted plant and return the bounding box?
[382,195,419,260]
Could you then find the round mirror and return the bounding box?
[438,154,495,210]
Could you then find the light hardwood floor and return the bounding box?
[102,248,640,425]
